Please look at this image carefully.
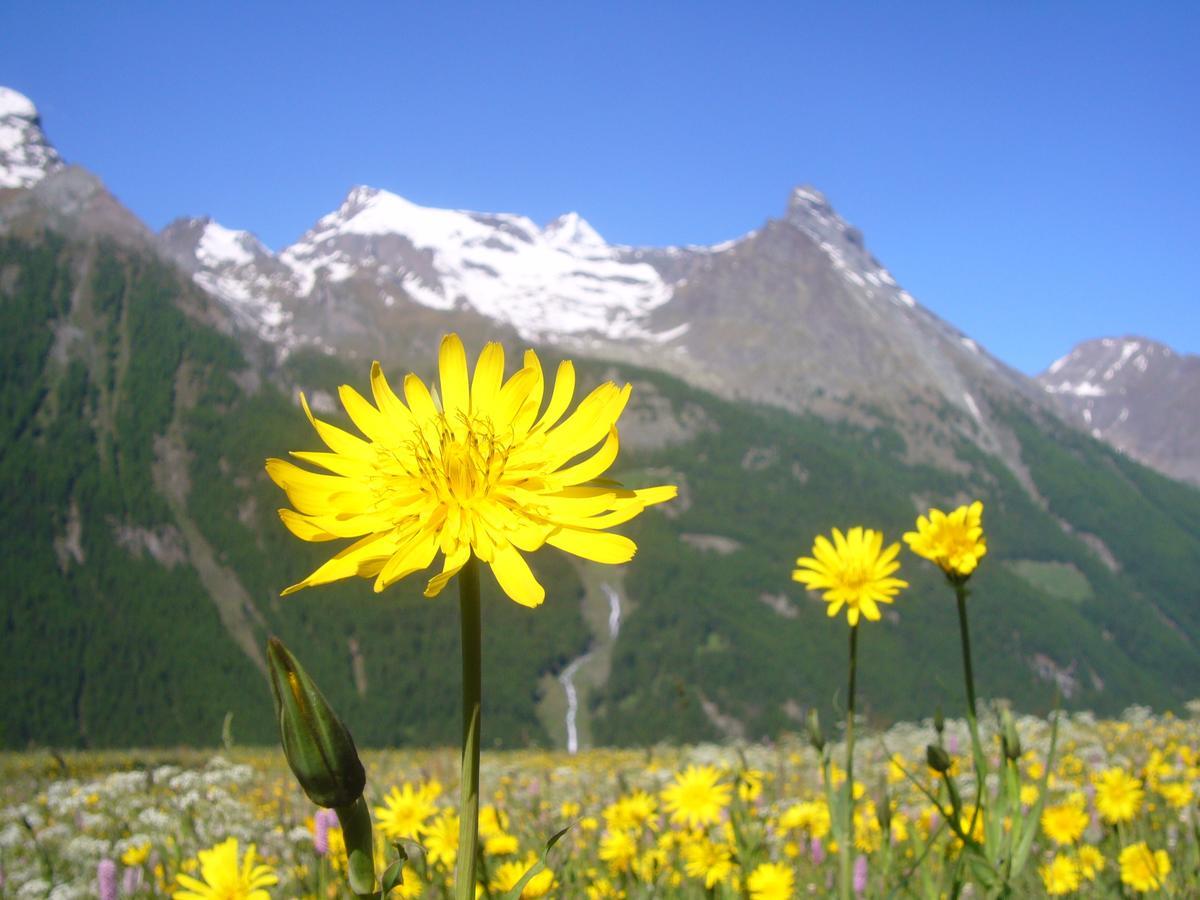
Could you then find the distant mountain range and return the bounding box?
[3,85,1198,750]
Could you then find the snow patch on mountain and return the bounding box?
[0,87,63,189]
[197,221,264,268]
[280,186,680,342]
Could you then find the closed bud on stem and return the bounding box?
[807,708,825,752]
[266,636,366,809]
[933,705,945,737]
[926,743,952,774]
[1000,707,1021,761]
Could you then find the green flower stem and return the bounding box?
[841,621,859,900]
[953,582,988,838]
[334,796,376,896]
[455,556,483,900]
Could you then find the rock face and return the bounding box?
[1039,337,1200,485]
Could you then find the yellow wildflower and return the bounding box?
[489,852,557,898]
[423,809,458,868]
[747,861,795,900]
[485,831,520,856]
[661,765,732,829]
[598,830,638,874]
[682,836,734,889]
[374,782,440,840]
[779,798,832,839]
[120,842,151,867]
[1075,845,1105,881]
[903,501,987,579]
[1040,797,1089,846]
[173,838,277,900]
[792,527,907,625]
[1119,842,1170,893]
[1158,781,1193,809]
[1093,768,1143,824]
[603,790,658,832]
[269,334,675,606]
[1039,854,1080,896]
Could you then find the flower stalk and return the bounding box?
[455,555,482,900]
[840,621,860,900]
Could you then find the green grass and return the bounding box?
[1007,560,1092,603]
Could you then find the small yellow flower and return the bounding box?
[1119,841,1170,893]
[173,838,277,900]
[374,782,440,840]
[484,831,520,856]
[792,526,907,625]
[1075,844,1105,880]
[269,334,675,606]
[422,809,458,869]
[903,501,987,579]
[602,790,658,832]
[120,842,151,867]
[661,765,732,829]
[598,830,638,874]
[682,836,733,889]
[1093,768,1143,824]
[746,861,795,900]
[1040,853,1080,896]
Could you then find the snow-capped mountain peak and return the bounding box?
[544,211,606,250]
[276,185,678,342]
[0,86,64,189]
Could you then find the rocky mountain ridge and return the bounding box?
[1038,337,1200,485]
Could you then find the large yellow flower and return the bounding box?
[173,838,277,900]
[1119,842,1170,893]
[661,765,733,829]
[1093,768,1143,824]
[903,501,987,579]
[792,527,907,625]
[268,335,675,606]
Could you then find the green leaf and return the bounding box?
[501,823,572,900]
[379,843,409,896]
[1011,709,1061,877]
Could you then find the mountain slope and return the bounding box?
[1038,337,1200,485]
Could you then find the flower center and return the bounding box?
[407,414,513,510]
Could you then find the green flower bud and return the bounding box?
[1000,707,1021,761]
[926,743,952,774]
[267,636,366,809]
[807,708,825,752]
[933,705,945,736]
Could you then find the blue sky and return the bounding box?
[3,2,1197,374]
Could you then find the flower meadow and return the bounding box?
[4,335,1199,897]
[2,706,1198,897]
